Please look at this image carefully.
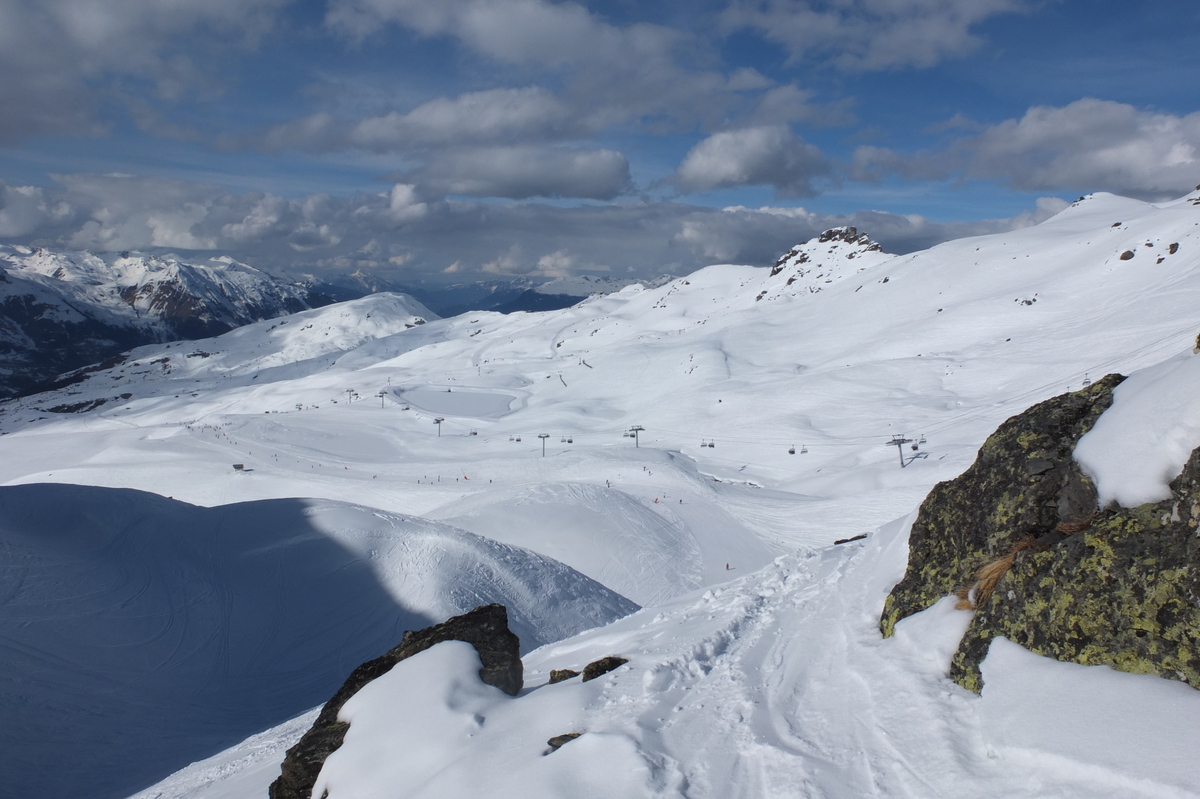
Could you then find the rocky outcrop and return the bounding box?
[549,668,580,684]
[880,375,1200,693]
[581,656,628,682]
[269,604,522,799]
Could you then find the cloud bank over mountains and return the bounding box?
[0,0,1197,283]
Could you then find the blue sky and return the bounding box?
[0,0,1198,284]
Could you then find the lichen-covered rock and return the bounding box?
[581,656,628,682]
[546,732,583,751]
[269,604,522,799]
[880,375,1123,638]
[951,449,1200,691]
[549,668,580,684]
[880,374,1200,694]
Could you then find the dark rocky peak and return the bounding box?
[817,226,881,250]
[771,226,884,276]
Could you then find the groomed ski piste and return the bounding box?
[2,190,1200,798]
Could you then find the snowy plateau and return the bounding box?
[3,190,1200,799]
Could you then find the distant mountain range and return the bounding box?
[0,247,323,398]
[0,245,678,398]
[309,271,675,318]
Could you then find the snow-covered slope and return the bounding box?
[2,190,1200,799]
[0,483,634,799]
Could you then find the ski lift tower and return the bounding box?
[887,434,913,467]
[628,425,645,448]
[435,417,445,437]
[538,433,550,456]
[377,390,386,408]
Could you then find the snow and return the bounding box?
[2,191,1200,798]
[980,637,1200,797]
[0,485,633,799]
[312,641,669,799]
[1074,350,1200,506]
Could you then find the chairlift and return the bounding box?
[470,429,478,436]
[918,435,926,445]
[515,436,522,442]
[1082,373,1092,387]
[708,441,715,449]
[801,445,809,454]
[567,437,573,443]
[788,445,795,454]
[561,436,567,443]
[509,435,514,441]
[911,443,919,451]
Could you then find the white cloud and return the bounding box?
[850,99,1200,199]
[323,0,824,136]
[962,99,1200,198]
[387,184,429,221]
[721,0,1026,71]
[408,146,632,200]
[264,87,579,153]
[674,125,829,196]
[0,172,1078,285]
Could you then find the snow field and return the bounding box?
[2,191,1200,797]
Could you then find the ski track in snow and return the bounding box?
[3,192,1200,798]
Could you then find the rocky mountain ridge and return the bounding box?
[0,246,321,397]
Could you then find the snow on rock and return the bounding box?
[0,484,634,799]
[1074,350,1200,507]
[312,640,673,799]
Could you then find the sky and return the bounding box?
[0,0,1199,285]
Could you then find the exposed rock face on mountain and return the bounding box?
[881,375,1200,692]
[0,246,318,397]
[270,604,522,799]
[758,227,892,305]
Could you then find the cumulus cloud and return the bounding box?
[721,0,1026,70]
[961,99,1200,198]
[263,87,580,153]
[323,0,839,136]
[674,126,830,196]
[0,0,290,143]
[851,100,1200,199]
[0,173,1070,286]
[400,146,632,200]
